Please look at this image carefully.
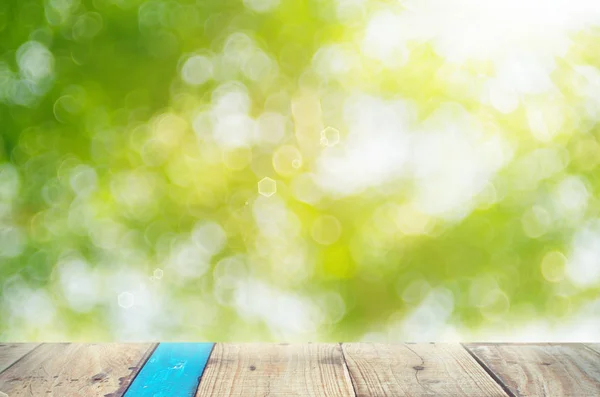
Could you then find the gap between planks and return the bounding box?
[119,343,159,396]
[465,343,600,397]
[341,343,508,397]
[461,343,517,397]
[0,343,157,397]
[339,342,359,397]
[0,343,41,375]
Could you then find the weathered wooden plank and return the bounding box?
[466,343,600,397]
[124,343,213,397]
[195,343,355,397]
[586,344,600,355]
[0,343,155,397]
[342,343,507,397]
[0,344,39,374]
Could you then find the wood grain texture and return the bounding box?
[466,343,600,397]
[585,344,600,355]
[0,343,155,397]
[0,344,39,374]
[195,343,355,397]
[342,343,508,397]
[124,343,213,397]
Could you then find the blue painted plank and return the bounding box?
[124,343,214,397]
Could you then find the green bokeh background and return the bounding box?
[1,0,600,341]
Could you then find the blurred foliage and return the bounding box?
[1,0,600,341]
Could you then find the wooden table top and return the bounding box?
[0,343,599,396]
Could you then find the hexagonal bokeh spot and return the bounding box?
[118,291,134,309]
[153,268,164,279]
[258,177,277,197]
[320,126,340,147]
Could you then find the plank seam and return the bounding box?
[461,344,516,397]
[117,343,159,397]
[192,342,217,396]
[0,343,43,377]
[582,343,600,357]
[339,343,358,397]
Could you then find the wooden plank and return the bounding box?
[466,343,600,397]
[195,343,355,396]
[0,343,155,397]
[0,344,39,374]
[342,343,508,397]
[586,344,600,355]
[124,343,213,397]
